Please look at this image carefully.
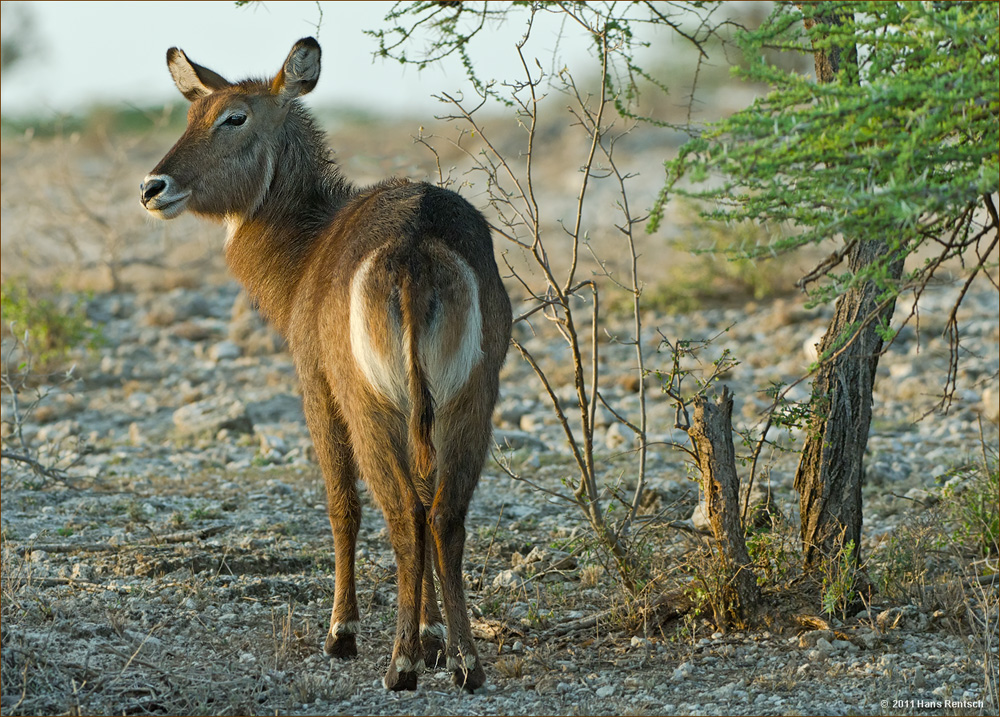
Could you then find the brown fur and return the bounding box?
[140,37,511,692]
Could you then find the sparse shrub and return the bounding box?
[684,547,737,628]
[496,655,525,679]
[1,279,101,371]
[746,518,799,589]
[1,327,88,488]
[876,527,929,603]
[941,463,1000,562]
[625,205,795,315]
[579,564,604,589]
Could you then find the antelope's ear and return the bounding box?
[167,47,231,101]
[272,37,321,103]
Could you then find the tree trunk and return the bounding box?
[690,387,760,627]
[794,240,903,570]
[794,7,904,572]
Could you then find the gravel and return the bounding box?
[1,276,997,715]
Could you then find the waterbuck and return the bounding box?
[140,37,511,692]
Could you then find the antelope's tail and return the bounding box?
[400,271,436,479]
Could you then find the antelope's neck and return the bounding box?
[222,171,346,335]
[223,215,307,335]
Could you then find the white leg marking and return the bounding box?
[330,620,360,637]
[394,655,425,672]
[420,622,448,641]
[447,653,479,671]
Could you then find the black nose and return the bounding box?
[141,179,166,205]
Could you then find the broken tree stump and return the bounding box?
[689,386,761,627]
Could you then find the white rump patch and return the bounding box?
[349,253,409,408]
[419,253,483,406]
[349,247,483,410]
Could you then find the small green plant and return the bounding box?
[875,528,928,602]
[762,382,814,434]
[1,279,101,370]
[127,501,148,524]
[683,547,740,629]
[746,522,798,588]
[189,506,221,521]
[821,540,857,619]
[941,464,1000,561]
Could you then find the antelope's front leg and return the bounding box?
[324,480,361,659]
[301,383,362,659]
[420,533,447,667]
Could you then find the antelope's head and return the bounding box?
[140,37,321,221]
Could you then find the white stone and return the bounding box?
[982,384,999,423]
[259,433,288,455]
[802,326,826,364]
[173,395,253,437]
[814,637,836,656]
[492,569,525,590]
[690,499,711,530]
[672,662,693,681]
[209,340,242,361]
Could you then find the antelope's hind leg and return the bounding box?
[429,375,496,692]
[343,401,427,691]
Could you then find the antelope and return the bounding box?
[140,37,511,692]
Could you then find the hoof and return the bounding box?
[421,634,446,668]
[323,632,357,659]
[448,656,486,692]
[383,666,419,691]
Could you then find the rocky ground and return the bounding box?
[1,270,997,715]
[2,103,998,715]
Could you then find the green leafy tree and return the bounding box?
[654,1,999,576]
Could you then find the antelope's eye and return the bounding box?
[222,113,247,127]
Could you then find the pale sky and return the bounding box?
[0,1,596,118]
